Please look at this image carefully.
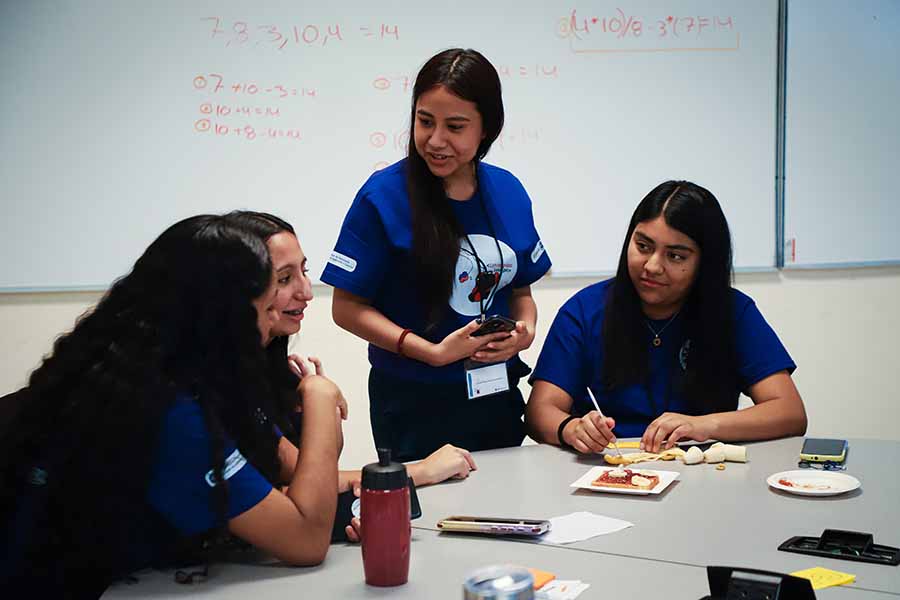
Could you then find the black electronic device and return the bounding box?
[698,566,816,600]
[779,529,900,566]
[331,478,421,542]
[471,315,517,337]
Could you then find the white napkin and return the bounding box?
[536,580,591,600]
[539,511,633,544]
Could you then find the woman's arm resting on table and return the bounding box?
[227,375,341,566]
[525,380,616,454]
[641,370,808,452]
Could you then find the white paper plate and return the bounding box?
[570,466,679,496]
[766,470,861,496]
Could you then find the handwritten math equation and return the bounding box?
[372,64,558,94]
[366,127,541,154]
[199,104,282,118]
[193,120,301,142]
[200,17,399,50]
[558,8,738,52]
[193,74,317,98]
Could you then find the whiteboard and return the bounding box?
[784,0,900,267]
[0,0,778,291]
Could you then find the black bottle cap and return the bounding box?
[362,448,408,491]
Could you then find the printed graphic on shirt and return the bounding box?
[205,448,249,487]
[531,239,546,263]
[450,234,517,317]
[679,339,692,371]
[327,251,357,273]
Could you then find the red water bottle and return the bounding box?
[360,448,410,586]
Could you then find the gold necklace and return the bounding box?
[645,311,680,347]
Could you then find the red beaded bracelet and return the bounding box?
[397,328,412,357]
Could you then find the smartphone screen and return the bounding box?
[800,438,847,461]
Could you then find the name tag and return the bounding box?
[464,361,510,400]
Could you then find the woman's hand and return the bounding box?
[469,321,533,363]
[563,411,617,454]
[410,444,477,486]
[641,412,715,453]
[340,477,362,543]
[289,355,348,420]
[345,517,361,543]
[429,321,508,367]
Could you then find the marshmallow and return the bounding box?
[683,446,704,465]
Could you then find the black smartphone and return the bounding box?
[331,478,422,542]
[471,315,517,337]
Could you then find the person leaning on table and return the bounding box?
[0,215,345,597]
[525,181,808,454]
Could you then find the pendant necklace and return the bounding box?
[645,311,680,347]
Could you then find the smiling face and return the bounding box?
[413,85,485,195]
[627,215,701,319]
[266,231,312,338]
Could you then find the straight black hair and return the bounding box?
[406,48,504,328]
[601,181,737,414]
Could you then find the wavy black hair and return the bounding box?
[406,48,504,328]
[0,215,279,592]
[222,210,302,446]
[601,181,737,414]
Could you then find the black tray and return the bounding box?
[779,529,900,566]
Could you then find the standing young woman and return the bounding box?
[321,49,552,462]
[525,181,807,454]
[225,210,479,492]
[1,215,344,596]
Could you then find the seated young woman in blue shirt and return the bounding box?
[226,211,480,493]
[525,181,807,454]
[1,215,345,596]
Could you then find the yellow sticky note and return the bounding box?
[790,567,856,590]
[526,567,556,590]
[607,441,641,449]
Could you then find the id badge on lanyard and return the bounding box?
[464,358,510,400]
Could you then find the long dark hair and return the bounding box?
[406,48,505,328]
[0,215,278,586]
[223,210,301,446]
[601,181,737,414]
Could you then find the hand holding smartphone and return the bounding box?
[471,315,517,337]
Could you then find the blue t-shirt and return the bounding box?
[321,159,551,383]
[147,396,274,536]
[3,395,274,586]
[530,279,796,438]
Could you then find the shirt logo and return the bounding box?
[530,240,545,263]
[449,234,517,317]
[679,339,692,371]
[205,448,248,487]
[327,251,357,273]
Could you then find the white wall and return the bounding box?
[2,267,899,470]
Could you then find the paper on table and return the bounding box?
[540,511,633,544]
[536,579,590,600]
[790,567,856,590]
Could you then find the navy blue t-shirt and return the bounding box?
[147,397,273,535]
[3,394,274,588]
[321,159,551,383]
[530,279,797,438]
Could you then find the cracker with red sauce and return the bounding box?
[591,468,660,491]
